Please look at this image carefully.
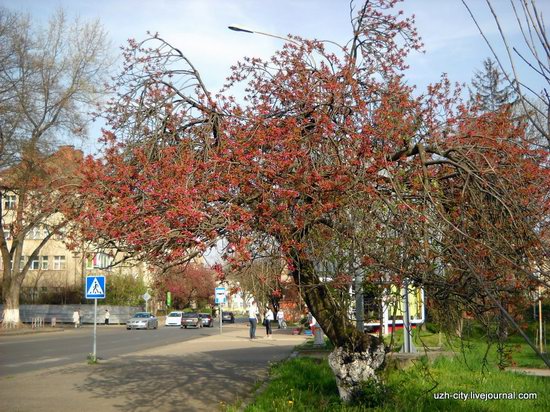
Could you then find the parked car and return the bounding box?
[222,311,235,323]
[126,312,158,330]
[199,313,214,327]
[165,311,183,327]
[181,313,202,329]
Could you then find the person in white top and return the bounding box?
[307,310,318,336]
[264,307,274,338]
[73,310,80,328]
[248,302,259,339]
[276,309,287,329]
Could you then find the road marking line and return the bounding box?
[4,357,70,368]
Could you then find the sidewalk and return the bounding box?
[506,367,550,377]
[0,325,67,336]
[0,325,307,412]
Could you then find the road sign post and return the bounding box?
[85,276,106,362]
[215,287,226,334]
[93,298,97,359]
[142,292,151,313]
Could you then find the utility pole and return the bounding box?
[539,286,545,353]
[351,239,364,332]
[401,278,416,353]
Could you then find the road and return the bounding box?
[0,323,223,376]
[0,323,307,412]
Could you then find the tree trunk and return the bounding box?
[2,276,22,327]
[290,251,386,402]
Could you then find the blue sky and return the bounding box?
[3,0,549,153]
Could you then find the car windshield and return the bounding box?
[183,313,198,318]
[168,313,181,317]
[223,312,232,316]
[133,313,150,318]
[200,314,210,317]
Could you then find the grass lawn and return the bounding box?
[228,328,549,411]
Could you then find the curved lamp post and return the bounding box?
[228,24,316,67]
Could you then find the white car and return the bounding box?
[165,311,183,327]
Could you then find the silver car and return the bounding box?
[126,312,158,330]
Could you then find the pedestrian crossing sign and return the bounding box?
[86,276,106,299]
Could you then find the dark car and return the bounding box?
[199,313,214,327]
[181,312,202,329]
[222,311,235,323]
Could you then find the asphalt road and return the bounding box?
[0,323,223,376]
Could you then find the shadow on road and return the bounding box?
[76,344,290,412]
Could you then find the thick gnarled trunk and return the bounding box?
[328,344,386,402]
[2,276,22,327]
[290,251,386,401]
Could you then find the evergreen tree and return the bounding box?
[469,58,516,112]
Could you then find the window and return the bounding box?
[28,256,49,270]
[86,254,94,270]
[27,227,42,240]
[30,257,40,270]
[3,225,11,240]
[41,256,48,270]
[54,227,66,241]
[53,255,66,270]
[87,253,113,269]
[3,194,16,210]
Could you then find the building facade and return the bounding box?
[0,146,150,305]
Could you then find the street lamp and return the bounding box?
[228,24,316,67]
[228,25,300,45]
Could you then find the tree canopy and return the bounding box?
[0,7,111,326]
[77,0,549,399]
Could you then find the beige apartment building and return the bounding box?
[0,146,150,304]
[1,216,150,304]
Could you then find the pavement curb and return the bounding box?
[505,367,550,377]
[0,328,66,337]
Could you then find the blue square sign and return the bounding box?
[215,287,226,304]
[86,276,106,299]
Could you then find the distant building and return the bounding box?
[361,283,425,334]
[0,146,150,304]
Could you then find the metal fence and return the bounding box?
[0,304,143,325]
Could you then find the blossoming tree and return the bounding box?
[78,0,549,400]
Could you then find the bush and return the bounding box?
[104,274,147,306]
[425,322,440,334]
[350,379,389,408]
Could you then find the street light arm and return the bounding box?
[228,25,254,34]
[228,24,303,47]
[227,24,316,67]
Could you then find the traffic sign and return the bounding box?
[215,287,226,304]
[142,292,151,301]
[86,276,106,299]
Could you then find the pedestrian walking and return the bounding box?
[73,309,80,328]
[264,307,274,338]
[248,301,259,339]
[276,309,287,329]
[308,312,318,337]
[104,309,110,325]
